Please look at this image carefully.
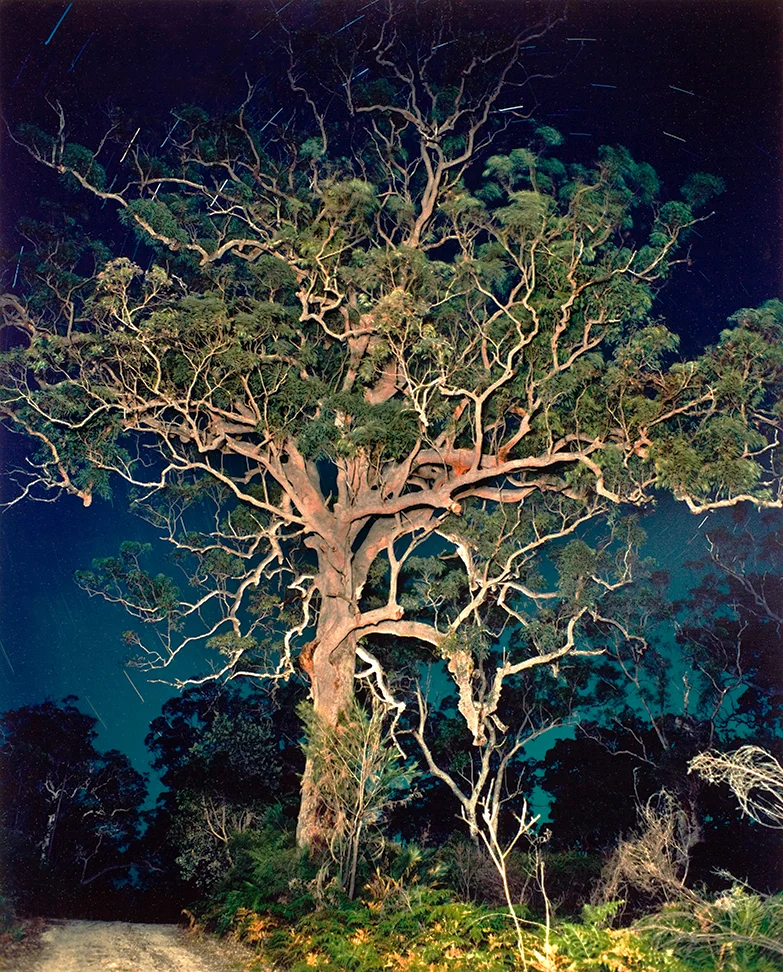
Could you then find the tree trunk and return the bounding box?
[41,783,64,865]
[296,558,359,851]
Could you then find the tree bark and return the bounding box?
[295,553,359,851]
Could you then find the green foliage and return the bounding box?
[205,879,783,971]
[680,173,725,209]
[321,179,379,223]
[14,123,55,156]
[496,190,550,233]
[639,888,783,972]
[300,700,418,897]
[0,894,34,964]
[204,818,314,928]
[145,683,297,893]
[121,198,189,243]
[75,541,181,626]
[223,892,523,971]
[581,899,625,928]
[535,125,564,147]
[211,871,781,972]
[6,102,778,536]
[296,393,419,462]
[300,138,326,160]
[0,896,17,935]
[60,142,107,190]
[543,917,688,970]
[483,147,536,185]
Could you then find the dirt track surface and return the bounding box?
[16,920,245,972]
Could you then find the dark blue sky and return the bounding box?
[1,0,781,791]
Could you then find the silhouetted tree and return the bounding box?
[539,537,783,897]
[0,697,147,916]
[145,682,302,890]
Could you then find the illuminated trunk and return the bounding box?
[295,556,358,851]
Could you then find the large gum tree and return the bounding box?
[2,12,782,848]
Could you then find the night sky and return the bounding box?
[0,0,781,796]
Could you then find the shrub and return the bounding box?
[203,815,316,931]
[639,886,783,972]
[300,699,418,899]
[437,835,523,905]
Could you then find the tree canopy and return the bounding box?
[2,20,782,847]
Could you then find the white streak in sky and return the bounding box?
[102,175,118,208]
[124,670,145,703]
[45,3,72,46]
[160,119,180,148]
[120,128,141,164]
[334,15,365,35]
[209,179,229,207]
[258,107,283,133]
[13,53,31,87]
[12,246,24,288]
[342,68,369,87]
[85,696,108,729]
[68,32,95,72]
[0,640,15,675]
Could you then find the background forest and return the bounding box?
[1,1,782,970]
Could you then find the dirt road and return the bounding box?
[14,919,246,972]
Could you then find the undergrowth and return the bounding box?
[195,830,783,972]
[214,892,686,971]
